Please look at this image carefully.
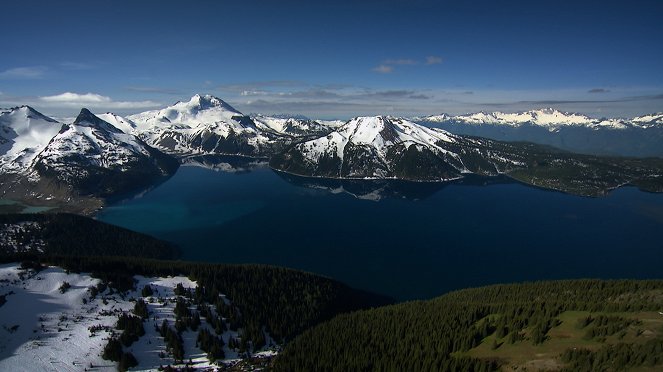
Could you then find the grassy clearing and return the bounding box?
[462,311,663,371]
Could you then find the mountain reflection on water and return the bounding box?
[274,170,517,201]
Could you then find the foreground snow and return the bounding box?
[0,263,277,371]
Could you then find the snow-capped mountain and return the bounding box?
[631,113,663,128]
[270,116,526,181]
[96,112,138,134]
[125,94,278,157]
[415,108,663,130]
[100,95,342,158]
[413,109,663,157]
[0,106,63,174]
[0,107,178,211]
[270,115,663,196]
[252,114,333,137]
[30,108,178,195]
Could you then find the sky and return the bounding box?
[0,0,662,119]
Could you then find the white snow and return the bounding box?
[96,113,137,134]
[453,108,595,130]
[415,109,659,132]
[0,107,63,174]
[0,263,278,371]
[36,117,150,172]
[126,94,273,155]
[252,115,332,135]
[296,116,458,165]
[631,113,663,128]
[0,263,116,371]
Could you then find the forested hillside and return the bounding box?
[0,213,179,259]
[274,280,663,371]
[0,254,392,348]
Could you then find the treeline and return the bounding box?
[561,338,663,371]
[273,279,663,371]
[4,254,392,347]
[0,213,179,259]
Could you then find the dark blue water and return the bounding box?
[97,162,663,300]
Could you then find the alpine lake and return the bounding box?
[96,155,663,301]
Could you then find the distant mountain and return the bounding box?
[0,107,178,213]
[271,116,529,181]
[95,95,341,158]
[0,106,63,174]
[270,115,663,196]
[32,108,178,195]
[252,114,333,137]
[124,94,280,157]
[413,109,663,157]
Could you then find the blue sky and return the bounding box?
[0,0,662,119]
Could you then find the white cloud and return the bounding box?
[0,66,48,79]
[383,59,418,65]
[425,56,443,65]
[38,92,160,109]
[373,56,442,73]
[59,61,94,70]
[372,65,394,74]
[41,92,110,103]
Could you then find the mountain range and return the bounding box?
[412,109,663,157]
[2,95,663,213]
[0,107,178,213]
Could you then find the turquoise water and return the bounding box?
[97,163,663,300]
[0,199,54,213]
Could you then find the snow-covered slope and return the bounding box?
[0,106,62,174]
[127,94,277,157]
[413,108,663,131]
[96,112,138,134]
[271,116,526,181]
[0,107,178,213]
[631,113,663,128]
[29,108,179,195]
[414,109,663,157]
[252,115,333,137]
[0,263,277,371]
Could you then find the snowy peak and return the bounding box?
[631,113,663,128]
[128,94,246,129]
[167,94,243,120]
[0,106,63,173]
[73,108,123,134]
[340,116,456,148]
[1,105,59,124]
[251,114,333,137]
[415,109,663,131]
[456,108,594,128]
[96,112,137,134]
[186,94,241,114]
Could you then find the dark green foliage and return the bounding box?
[141,285,153,297]
[3,255,391,347]
[274,279,663,372]
[19,260,45,272]
[0,213,179,259]
[116,313,145,347]
[173,283,187,297]
[174,297,191,319]
[197,328,225,362]
[561,339,663,371]
[102,338,123,362]
[118,352,138,372]
[580,315,640,340]
[133,298,149,319]
[160,320,185,363]
[58,281,71,293]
